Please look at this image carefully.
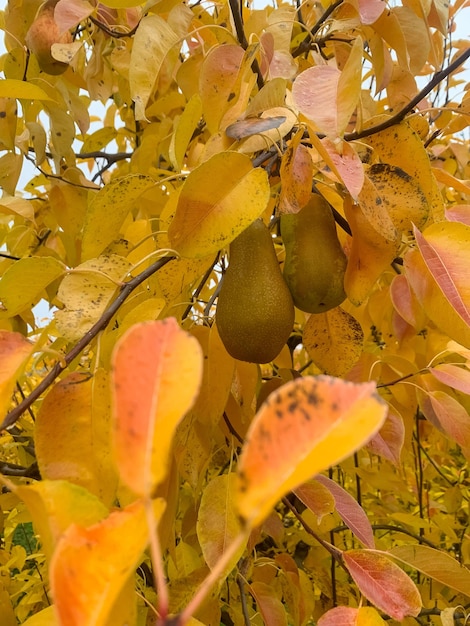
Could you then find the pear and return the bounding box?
[25,0,72,75]
[281,195,347,313]
[216,219,295,363]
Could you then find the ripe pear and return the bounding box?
[281,195,347,313]
[216,219,295,363]
[25,0,72,75]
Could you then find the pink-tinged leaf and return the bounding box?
[343,550,422,619]
[366,408,405,466]
[390,274,424,328]
[318,606,387,626]
[357,0,386,23]
[250,581,288,626]
[236,376,387,527]
[50,499,165,626]
[318,606,358,626]
[430,364,470,394]
[0,331,32,421]
[293,480,335,522]
[445,205,470,226]
[414,223,470,327]
[420,389,470,449]
[55,0,94,33]
[279,131,314,214]
[112,318,203,497]
[315,475,375,548]
[404,247,470,347]
[389,544,470,596]
[293,66,341,138]
[320,139,364,200]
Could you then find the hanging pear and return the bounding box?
[281,195,347,313]
[216,219,294,363]
[25,0,72,75]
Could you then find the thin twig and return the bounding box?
[228,0,264,89]
[345,47,470,141]
[0,254,175,431]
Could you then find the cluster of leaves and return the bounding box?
[0,0,470,624]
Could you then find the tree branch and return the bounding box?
[345,47,470,141]
[228,0,264,90]
[0,254,175,431]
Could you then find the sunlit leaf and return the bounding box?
[236,376,387,527]
[343,550,422,619]
[315,475,375,548]
[81,175,156,261]
[168,152,270,258]
[112,318,203,496]
[50,499,165,626]
[0,195,35,221]
[129,15,179,120]
[196,473,245,576]
[0,331,33,418]
[389,544,470,597]
[303,307,364,377]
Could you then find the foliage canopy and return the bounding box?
[0,0,470,624]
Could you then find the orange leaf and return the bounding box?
[343,550,422,620]
[249,581,288,626]
[0,330,32,420]
[236,376,387,527]
[36,371,118,506]
[112,318,203,497]
[50,499,165,626]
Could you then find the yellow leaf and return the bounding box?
[0,79,54,101]
[365,121,443,222]
[112,318,203,496]
[10,479,108,563]
[81,174,156,261]
[0,194,35,221]
[337,36,363,135]
[55,254,131,341]
[196,473,246,575]
[236,376,387,527]
[0,152,22,195]
[169,93,203,171]
[303,308,364,376]
[0,257,64,317]
[80,127,118,154]
[21,606,57,626]
[129,15,179,121]
[343,197,400,305]
[168,152,270,257]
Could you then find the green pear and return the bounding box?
[281,195,347,313]
[216,219,294,363]
[25,0,72,75]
